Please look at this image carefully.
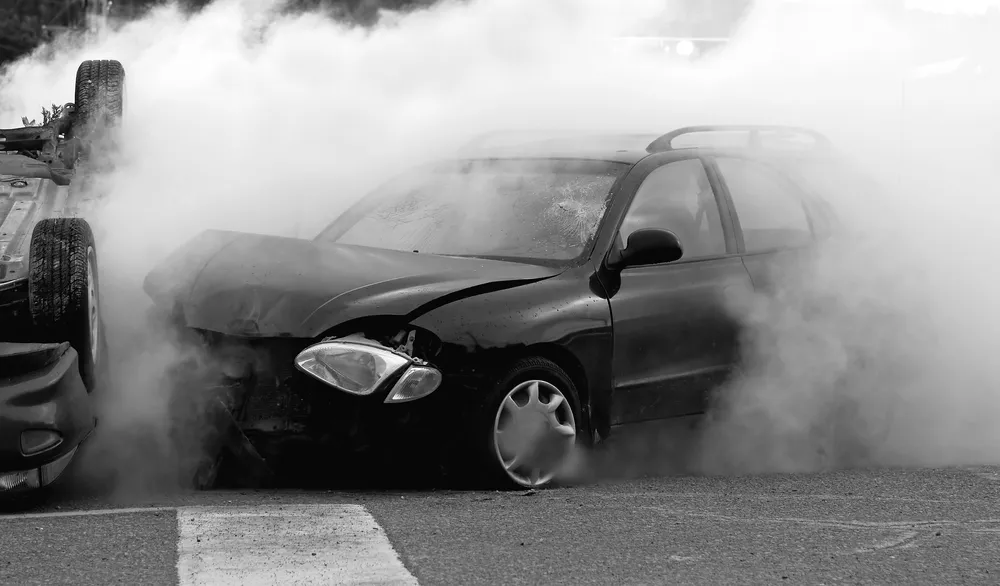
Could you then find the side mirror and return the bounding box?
[607,228,683,269]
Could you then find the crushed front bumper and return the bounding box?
[0,342,95,494]
[171,334,477,488]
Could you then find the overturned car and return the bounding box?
[148,125,849,490]
[0,59,125,494]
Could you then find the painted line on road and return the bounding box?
[0,506,174,521]
[176,504,419,586]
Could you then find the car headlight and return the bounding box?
[676,39,695,57]
[294,339,443,401]
[295,341,411,396]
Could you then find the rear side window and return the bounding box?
[714,156,813,253]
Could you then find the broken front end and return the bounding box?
[166,320,473,489]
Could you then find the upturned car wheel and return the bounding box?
[479,357,581,489]
[27,218,106,392]
[73,59,125,135]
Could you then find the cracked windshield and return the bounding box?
[324,160,626,261]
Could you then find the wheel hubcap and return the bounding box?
[493,379,577,488]
[86,248,99,366]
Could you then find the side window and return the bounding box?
[714,157,813,253]
[619,158,726,260]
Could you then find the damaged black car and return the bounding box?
[146,125,846,489]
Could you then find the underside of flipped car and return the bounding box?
[0,59,125,495]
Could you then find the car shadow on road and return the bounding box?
[0,414,714,513]
[556,415,707,486]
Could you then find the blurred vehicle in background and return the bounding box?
[613,0,754,61]
[906,5,1000,83]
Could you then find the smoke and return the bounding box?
[572,2,1000,480]
[689,3,1000,476]
[1,0,999,494]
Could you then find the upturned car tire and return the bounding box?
[27,218,105,392]
[72,59,125,138]
[475,357,583,490]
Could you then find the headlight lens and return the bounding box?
[295,341,411,396]
[384,366,443,404]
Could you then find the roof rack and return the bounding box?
[646,125,831,153]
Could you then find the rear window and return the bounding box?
[776,156,888,226]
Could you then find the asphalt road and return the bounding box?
[1,464,999,585]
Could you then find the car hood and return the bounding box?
[144,230,562,338]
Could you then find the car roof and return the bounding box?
[454,126,833,166]
[455,146,652,165]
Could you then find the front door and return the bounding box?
[609,156,755,425]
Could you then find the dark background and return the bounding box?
[0,0,437,66]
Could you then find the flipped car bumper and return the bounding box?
[0,342,95,494]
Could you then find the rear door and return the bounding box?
[608,154,755,425]
[706,154,822,291]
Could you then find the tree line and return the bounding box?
[0,0,439,66]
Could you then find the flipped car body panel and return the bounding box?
[0,154,98,285]
[145,230,563,338]
[0,342,94,477]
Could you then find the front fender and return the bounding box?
[410,266,613,438]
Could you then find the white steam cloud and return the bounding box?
[2,0,999,494]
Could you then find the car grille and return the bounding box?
[241,345,313,428]
[195,332,315,428]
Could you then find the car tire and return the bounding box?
[27,218,105,393]
[72,59,125,139]
[474,357,582,490]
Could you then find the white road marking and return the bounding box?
[177,504,419,586]
[852,530,921,554]
[0,506,174,521]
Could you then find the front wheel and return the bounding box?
[475,357,582,489]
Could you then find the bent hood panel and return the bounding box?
[145,230,561,338]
